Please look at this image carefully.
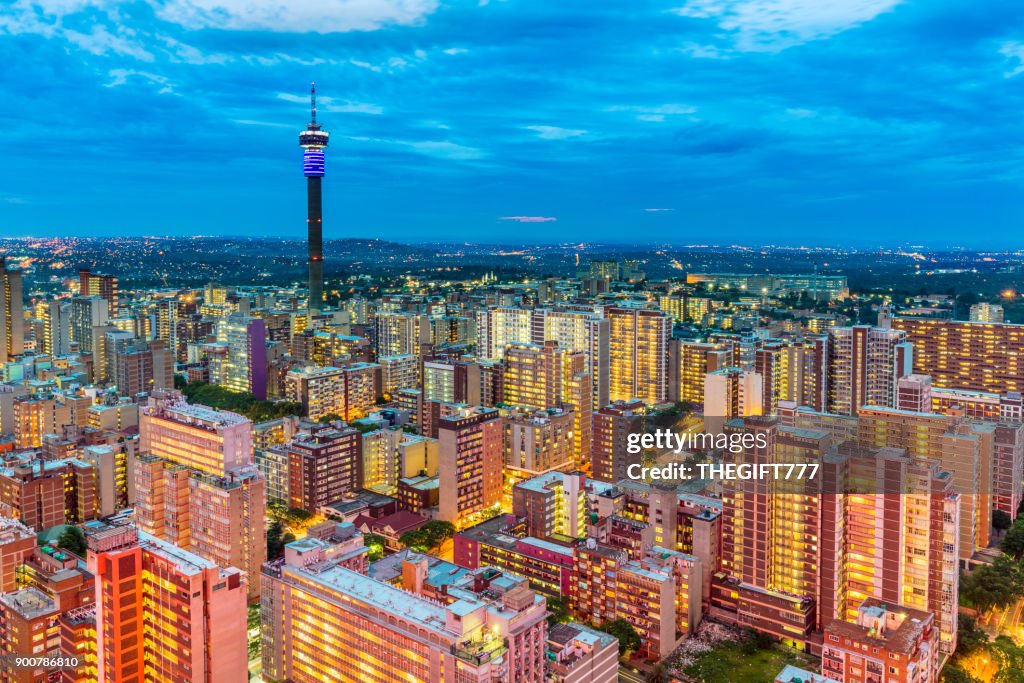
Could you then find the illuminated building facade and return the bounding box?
[438,407,503,528]
[590,399,645,483]
[606,307,670,405]
[261,541,548,683]
[85,521,247,683]
[892,317,1024,393]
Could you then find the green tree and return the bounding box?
[597,618,642,656]
[57,526,87,557]
[363,533,387,561]
[992,636,1024,683]
[399,530,431,552]
[961,555,1024,613]
[956,615,989,656]
[421,520,456,547]
[266,520,295,560]
[941,667,980,683]
[1000,519,1024,559]
[546,596,570,626]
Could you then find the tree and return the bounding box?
[956,615,989,656]
[57,526,87,557]
[992,636,1024,683]
[941,667,981,683]
[546,596,569,626]
[363,533,387,561]
[399,530,431,552]
[1000,519,1024,559]
[960,555,1024,613]
[421,521,456,548]
[994,510,1013,532]
[597,618,642,656]
[266,520,294,560]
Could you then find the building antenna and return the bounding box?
[310,82,317,125]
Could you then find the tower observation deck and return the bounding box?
[300,82,329,312]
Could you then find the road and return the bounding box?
[619,664,646,682]
[988,596,1024,643]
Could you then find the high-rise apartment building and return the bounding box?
[754,339,825,414]
[897,373,933,412]
[505,409,575,484]
[68,296,108,356]
[285,362,379,421]
[572,541,702,659]
[968,302,1003,323]
[590,399,645,483]
[261,538,547,683]
[377,353,418,396]
[704,367,764,433]
[218,313,267,399]
[0,258,24,361]
[511,471,587,539]
[825,325,912,415]
[892,317,1024,393]
[361,427,438,493]
[136,392,266,600]
[421,355,478,401]
[288,423,362,512]
[438,407,503,528]
[374,311,429,357]
[531,308,610,409]
[857,406,990,562]
[0,588,60,683]
[607,307,671,405]
[41,300,71,357]
[85,521,247,683]
[78,268,118,317]
[475,306,533,360]
[714,416,961,654]
[671,339,733,404]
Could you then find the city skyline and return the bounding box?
[2,1,1024,244]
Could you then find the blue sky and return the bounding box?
[1,0,1023,245]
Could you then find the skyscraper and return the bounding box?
[606,306,671,405]
[218,313,267,399]
[0,258,23,361]
[78,268,118,317]
[299,83,329,312]
[136,391,266,600]
[85,521,247,683]
[825,325,912,415]
[438,407,503,528]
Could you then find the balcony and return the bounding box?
[453,636,508,666]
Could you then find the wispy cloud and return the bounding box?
[105,69,174,94]
[155,0,441,33]
[500,216,557,223]
[524,125,586,140]
[1000,41,1024,78]
[278,93,383,115]
[671,0,904,52]
[608,104,697,122]
[644,208,675,212]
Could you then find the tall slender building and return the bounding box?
[299,82,329,313]
[0,258,23,361]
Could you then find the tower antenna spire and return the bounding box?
[310,81,317,125]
